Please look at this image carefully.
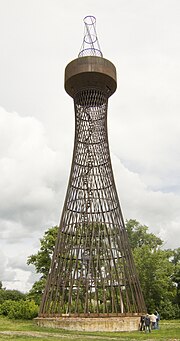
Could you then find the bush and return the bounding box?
[0,300,38,319]
[160,299,180,319]
[0,300,14,316]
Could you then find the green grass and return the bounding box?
[0,317,179,341]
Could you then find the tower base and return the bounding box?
[35,316,141,332]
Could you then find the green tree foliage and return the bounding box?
[27,226,58,304]
[27,226,58,278]
[171,248,180,306]
[126,219,180,318]
[27,221,180,318]
[0,282,38,320]
[0,288,26,304]
[0,299,38,319]
[27,278,46,305]
[126,219,163,251]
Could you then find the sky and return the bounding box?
[0,0,180,293]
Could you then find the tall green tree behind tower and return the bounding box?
[27,220,180,317]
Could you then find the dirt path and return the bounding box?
[0,330,117,339]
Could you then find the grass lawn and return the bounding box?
[0,317,179,340]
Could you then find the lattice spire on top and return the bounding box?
[38,17,146,319]
[78,16,103,58]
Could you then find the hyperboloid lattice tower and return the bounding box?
[39,16,146,322]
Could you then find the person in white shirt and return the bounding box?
[150,313,157,329]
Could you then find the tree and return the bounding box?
[171,248,180,307]
[27,226,58,278]
[0,289,26,304]
[27,220,179,318]
[134,245,175,313]
[27,226,58,304]
[27,278,46,305]
[126,220,177,317]
[126,219,163,251]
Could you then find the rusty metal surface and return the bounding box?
[65,56,117,98]
[39,64,146,316]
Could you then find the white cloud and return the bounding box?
[0,107,67,229]
[0,0,179,292]
[112,154,180,249]
[0,106,68,290]
[0,250,16,283]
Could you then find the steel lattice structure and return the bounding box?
[39,17,146,318]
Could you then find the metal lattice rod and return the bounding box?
[39,16,146,318]
[39,87,146,317]
[78,16,103,58]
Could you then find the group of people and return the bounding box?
[140,311,160,333]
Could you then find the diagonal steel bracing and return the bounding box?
[39,16,146,318]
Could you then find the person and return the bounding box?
[144,313,151,333]
[150,313,157,329]
[155,310,160,329]
[139,315,145,331]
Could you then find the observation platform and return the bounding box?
[65,56,117,98]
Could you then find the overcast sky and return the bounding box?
[0,0,180,292]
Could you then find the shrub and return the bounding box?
[160,299,180,319]
[0,300,14,316]
[0,300,38,319]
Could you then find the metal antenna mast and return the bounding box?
[37,16,146,331]
[78,15,103,57]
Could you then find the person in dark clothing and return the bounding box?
[144,314,151,333]
[139,315,145,331]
